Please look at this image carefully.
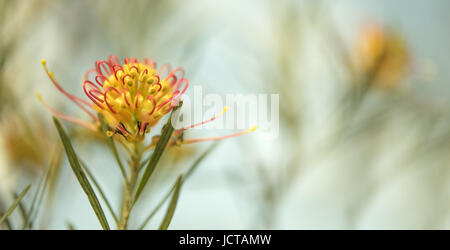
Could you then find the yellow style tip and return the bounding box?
[217,106,229,117]
[36,93,49,107]
[36,93,50,109]
[249,125,258,132]
[41,59,50,73]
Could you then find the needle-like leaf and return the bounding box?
[133,104,181,205]
[53,117,110,230]
[0,185,31,226]
[138,142,219,229]
[185,142,220,179]
[2,218,12,230]
[15,195,28,229]
[139,179,177,230]
[25,160,50,228]
[158,175,183,230]
[26,147,60,229]
[79,159,120,226]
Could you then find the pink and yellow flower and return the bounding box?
[40,55,255,144]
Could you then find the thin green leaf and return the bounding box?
[138,142,219,229]
[2,217,12,230]
[98,114,127,181]
[26,147,59,229]
[139,155,151,172]
[79,159,120,226]
[185,142,220,179]
[139,180,176,230]
[133,104,181,205]
[0,185,31,226]
[14,194,28,229]
[25,159,50,228]
[159,175,183,230]
[34,146,63,230]
[53,117,110,230]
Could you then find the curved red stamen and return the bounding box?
[165,67,185,86]
[83,81,105,109]
[152,82,162,92]
[122,74,132,85]
[109,54,121,66]
[169,90,182,109]
[135,92,141,108]
[145,95,157,115]
[84,92,102,108]
[146,58,153,66]
[120,89,129,107]
[149,75,161,91]
[104,87,121,114]
[157,90,180,111]
[112,64,123,72]
[84,68,97,81]
[175,78,189,95]
[105,86,121,96]
[124,57,138,65]
[162,105,176,115]
[158,63,172,78]
[168,79,188,110]
[95,75,107,87]
[153,75,160,83]
[130,65,139,73]
[96,60,112,77]
[112,65,123,80]
[167,75,177,86]
[89,89,105,103]
[83,80,101,91]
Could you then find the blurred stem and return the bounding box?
[118,141,142,230]
[330,51,386,146]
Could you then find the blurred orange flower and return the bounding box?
[354,24,410,88]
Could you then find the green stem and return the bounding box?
[118,142,142,230]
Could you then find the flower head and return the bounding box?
[40,55,256,144]
[41,55,187,142]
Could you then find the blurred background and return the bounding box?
[1,0,450,229]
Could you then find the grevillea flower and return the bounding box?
[354,24,410,88]
[40,55,256,144]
